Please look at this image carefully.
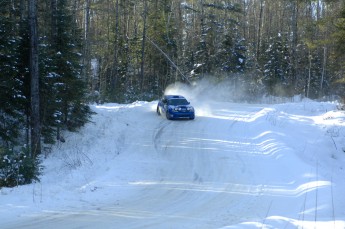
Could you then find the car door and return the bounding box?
[161,98,168,113]
[158,97,167,114]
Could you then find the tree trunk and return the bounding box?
[51,0,57,45]
[290,0,298,92]
[29,0,41,158]
[140,0,148,92]
[82,0,91,85]
[112,0,119,93]
[320,47,326,97]
[307,50,311,98]
[256,0,264,59]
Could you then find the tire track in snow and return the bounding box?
[152,120,171,152]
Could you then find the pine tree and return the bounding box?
[0,0,41,187]
[218,27,246,74]
[40,0,93,144]
[0,1,24,147]
[140,0,178,99]
[262,33,291,96]
[190,1,244,77]
[332,4,345,95]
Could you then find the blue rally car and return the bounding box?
[157,95,195,120]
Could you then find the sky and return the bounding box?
[1,82,345,229]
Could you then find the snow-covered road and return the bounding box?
[2,99,345,228]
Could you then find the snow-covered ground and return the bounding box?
[1,84,345,229]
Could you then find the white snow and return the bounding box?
[1,86,345,228]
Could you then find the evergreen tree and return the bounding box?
[331,4,345,96]
[137,0,178,99]
[40,0,93,144]
[218,27,246,74]
[0,0,41,187]
[17,19,31,147]
[0,1,24,147]
[191,2,244,77]
[262,33,291,96]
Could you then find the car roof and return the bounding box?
[164,95,186,100]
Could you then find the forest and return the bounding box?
[1,0,345,187]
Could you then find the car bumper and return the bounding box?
[167,111,195,119]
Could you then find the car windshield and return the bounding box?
[167,98,189,106]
